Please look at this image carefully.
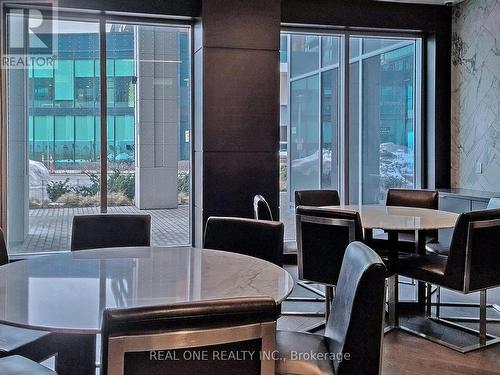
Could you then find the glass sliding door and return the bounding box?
[288,34,341,197]
[279,31,420,247]
[280,32,341,243]
[3,7,191,254]
[349,37,418,204]
[106,22,191,247]
[320,36,340,191]
[290,75,320,192]
[6,15,101,253]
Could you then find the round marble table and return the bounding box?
[321,204,459,321]
[321,204,459,231]
[0,246,293,333]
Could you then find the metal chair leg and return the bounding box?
[426,283,432,318]
[480,290,487,346]
[297,281,326,298]
[430,287,500,324]
[418,287,500,352]
[281,281,326,316]
[436,286,441,319]
[325,285,334,320]
[387,275,399,329]
[300,285,335,333]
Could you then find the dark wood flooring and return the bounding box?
[279,265,500,375]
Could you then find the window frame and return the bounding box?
[281,27,424,205]
[0,7,193,256]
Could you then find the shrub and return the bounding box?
[178,171,189,194]
[73,172,100,197]
[46,178,72,201]
[57,193,84,207]
[279,164,287,192]
[108,170,135,200]
[57,193,100,207]
[108,192,132,206]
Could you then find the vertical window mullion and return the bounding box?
[358,39,363,204]
[318,36,323,188]
[286,33,292,208]
[99,17,107,213]
[340,33,350,204]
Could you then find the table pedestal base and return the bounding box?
[53,333,96,375]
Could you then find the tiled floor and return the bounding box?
[10,205,190,253]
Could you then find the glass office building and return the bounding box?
[280,34,418,207]
[5,17,192,254]
[28,26,190,170]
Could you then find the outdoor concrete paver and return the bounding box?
[11,205,190,253]
[12,193,296,253]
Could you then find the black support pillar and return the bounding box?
[193,0,281,246]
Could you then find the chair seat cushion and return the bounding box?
[276,331,334,375]
[393,254,447,285]
[0,324,51,354]
[0,355,56,374]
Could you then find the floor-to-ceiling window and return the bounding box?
[3,8,191,254]
[349,36,418,204]
[280,31,421,243]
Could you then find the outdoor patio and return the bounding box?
[11,191,297,254]
[10,204,190,253]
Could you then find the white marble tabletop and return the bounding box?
[320,205,459,231]
[0,246,293,334]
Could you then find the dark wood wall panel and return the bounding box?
[194,0,281,245]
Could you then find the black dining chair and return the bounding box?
[292,190,341,310]
[204,216,283,266]
[371,188,439,252]
[101,297,279,375]
[0,355,56,374]
[276,242,387,375]
[0,229,58,365]
[394,208,500,352]
[71,214,151,251]
[428,196,500,257]
[295,205,364,331]
[253,194,274,221]
[294,190,340,207]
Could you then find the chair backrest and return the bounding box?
[204,217,283,266]
[101,297,278,375]
[71,214,151,251]
[487,197,500,209]
[386,188,438,209]
[0,228,9,266]
[445,208,500,292]
[386,189,439,238]
[296,206,363,286]
[325,242,386,375]
[253,195,273,221]
[294,190,340,207]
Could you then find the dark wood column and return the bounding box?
[193,0,281,246]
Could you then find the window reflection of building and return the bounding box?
[27,27,190,168]
[280,34,418,205]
